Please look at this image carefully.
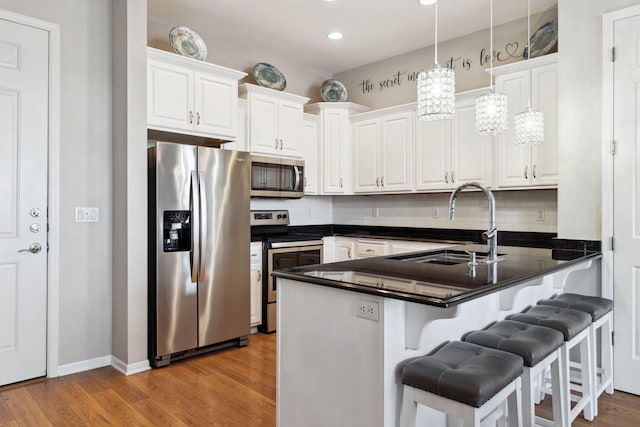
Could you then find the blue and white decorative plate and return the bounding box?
[524,19,558,59]
[253,63,287,91]
[169,26,207,61]
[320,79,348,102]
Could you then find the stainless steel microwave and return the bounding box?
[250,155,305,198]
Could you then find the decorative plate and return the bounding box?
[169,26,207,61]
[524,19,558,59]
[253,63,287,91]
[320,79,348,102]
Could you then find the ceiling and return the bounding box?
[147,0,558,74]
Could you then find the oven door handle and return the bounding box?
[293,165,301,191]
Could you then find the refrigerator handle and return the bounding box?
[191,171,199,283]
[198,171,207,282]
[293,165,301,191]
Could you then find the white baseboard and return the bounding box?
[56,355,150,377]
[57,355,111,377]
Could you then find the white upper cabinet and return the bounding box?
[240,84,309,158]
[494,54,558,188]
[415,89,492,191]
[147,47,246,141]
[222,99,247,152]
[302,113,321,195]
[305,102,370,194]
[352,104,414,193]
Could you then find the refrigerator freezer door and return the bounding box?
[154,142,199,356]
[198,148,251,346]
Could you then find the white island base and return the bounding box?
[276,260,598,427]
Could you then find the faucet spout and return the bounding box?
[448,182,498,261]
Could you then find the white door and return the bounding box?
[0,18,49,386]
[612,12,640,395]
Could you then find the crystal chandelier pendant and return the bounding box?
[475,88,508,135]
[417,62,455,121]
[514,107,544,146]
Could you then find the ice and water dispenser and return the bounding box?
[163,210,191,252]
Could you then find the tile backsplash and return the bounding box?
[250,189,558,233]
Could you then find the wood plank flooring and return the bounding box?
[1,332,639,426]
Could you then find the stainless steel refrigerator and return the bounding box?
[148,141,250,367]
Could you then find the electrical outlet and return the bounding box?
[432,208,439,218]
[536,208,545,221]
[356,299,379,321]
[372,208,380,217]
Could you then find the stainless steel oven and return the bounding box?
[251,210,323,333]
[250,155,304,198]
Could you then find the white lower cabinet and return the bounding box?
[415,89,492,191]
[355,239,391,258]
[322,236,336,263]
[335,237,356,261]
[250,242,262,327]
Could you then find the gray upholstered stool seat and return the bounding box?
[538,293,615,414]
[506,305,591,340]
[462,320,563,368]
[462,320,565,427]
[399,340,524,426]
[537,293,613,321]
[507,305,596,425]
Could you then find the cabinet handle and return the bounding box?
[188,110,193,124]
[196,112,200,125]
[304,177,308,187]
[444,171,449,184]
[347,248,352,258]
[366,249,374,253]
[532,164,537,179]
[524,165,529,180]
[451,171,455,183]
[279,139,284,150]
[275,138,279,148]
[257,269,262,282]
[380,176,384,187]
[339,178,343,188]
[376,177,380,187]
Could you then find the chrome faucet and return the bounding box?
[448,182,498,262]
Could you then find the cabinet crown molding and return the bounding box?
[489,52,558,77]
[239,83,310,104]
[305,102,370,115]
[147,47,247,80]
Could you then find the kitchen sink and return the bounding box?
[397,250,504,265]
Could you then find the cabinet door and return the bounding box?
[415,117,452,190]
[530,63,558,186]
[147,58,193,131]
[303,115,320,194]
[451,98,492,186]
[278,99,303,157]
[323,109,348,193]
[194,71,238,139]
[495,70,532,187]
[353,118,380,193]
[249,93,279,155]
[381,111,413,192]
[335,241,354,261]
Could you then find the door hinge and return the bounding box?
[612,331,615,346]
[612,46,616,62]
[611,140,617,155]
[610,236,615,251]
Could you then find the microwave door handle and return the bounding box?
[191,171,199,283]
[293,165,301,191]
[198,171,207,282]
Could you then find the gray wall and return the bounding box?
[0,0,113,365]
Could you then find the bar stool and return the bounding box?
[537,293,614,415]
[507,305,594,425]
[399,340,524,427]
[462,320,565,427]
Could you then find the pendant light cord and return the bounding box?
[489,0,494,89]
[527,0,532,108]
[434,0,438,64]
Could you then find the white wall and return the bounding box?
[0,0,113,365]
[557,0,640,240]
[332,191,557,233]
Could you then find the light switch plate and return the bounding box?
[75,207,99,223]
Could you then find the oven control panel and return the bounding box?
[250,210,290,226]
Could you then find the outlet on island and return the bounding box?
[356,299,379,321]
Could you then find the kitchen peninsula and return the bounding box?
[273,244,601,427]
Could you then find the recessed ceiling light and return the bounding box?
[418,0,437,5]
[327,32,343,40]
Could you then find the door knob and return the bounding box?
[19,243,42,254]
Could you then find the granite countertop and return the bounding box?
[272,244,602,307]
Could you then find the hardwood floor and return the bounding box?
[1,332,638,426]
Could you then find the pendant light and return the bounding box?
[514,0,544,145]
[476,0,508,135]
[417,0,455,121]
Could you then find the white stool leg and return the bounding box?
[579,332,596,421]
[601,312,614,395]
[588,322,599,417]
[507,377,522,427]
[558,343,571,427]
[400,385,417,427]
[549,351,566,427]
[521,368,535,427]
